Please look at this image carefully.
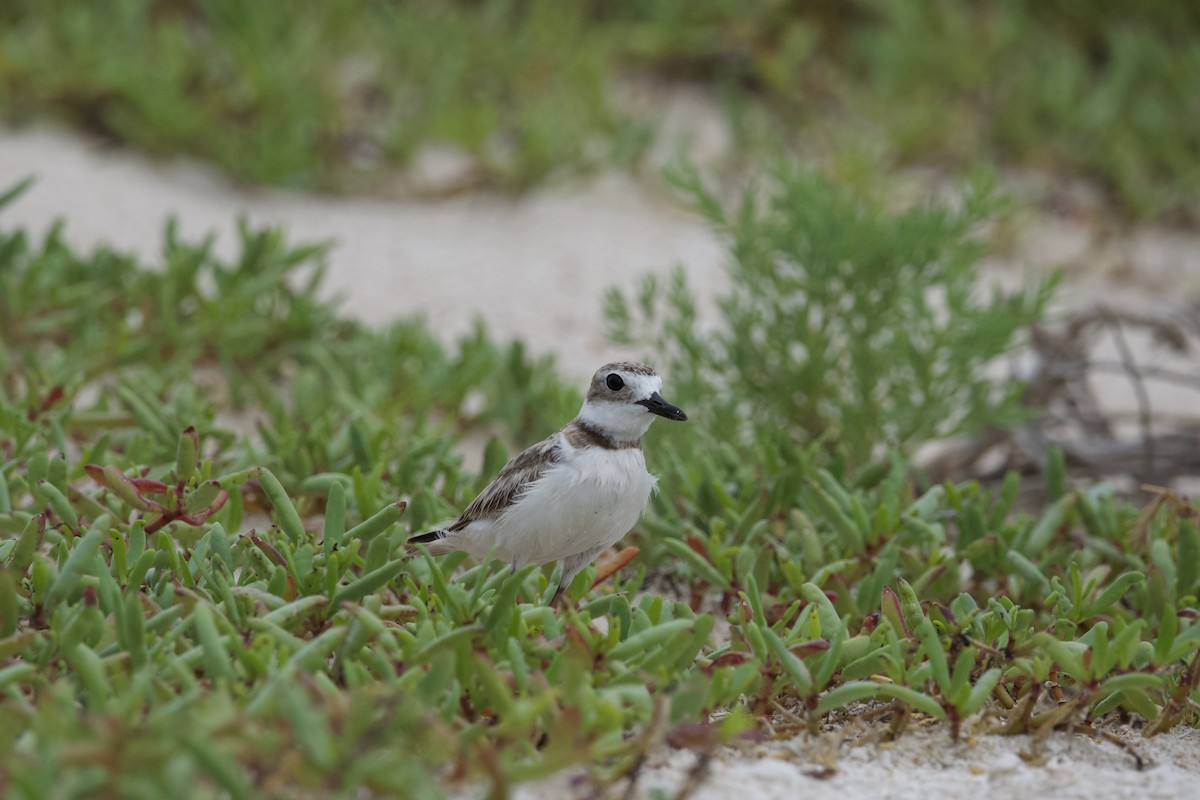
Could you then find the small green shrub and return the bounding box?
[607,164,1055,466]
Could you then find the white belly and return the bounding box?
[463,447,656,565]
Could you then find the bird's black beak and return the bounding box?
[637,392,688,422]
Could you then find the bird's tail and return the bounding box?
[406,529,455,556]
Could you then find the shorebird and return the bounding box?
[409,362,687,604]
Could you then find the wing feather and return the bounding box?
[450,433,562,530]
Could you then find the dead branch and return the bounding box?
[923,302,1200,489]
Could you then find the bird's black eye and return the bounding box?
[605,373,624,391]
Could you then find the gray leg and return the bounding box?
[509,558,525,605]
[552,546,608,606]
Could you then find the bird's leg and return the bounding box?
[510,558,523,605]
[551,560,576,609]
[550,548,605,610]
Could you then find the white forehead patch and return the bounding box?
[619,371,663,401]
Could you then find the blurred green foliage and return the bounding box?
[1,0,1196,215]
[0,179,1196,796]
[0,0,635,191]
[845,0,1200,219]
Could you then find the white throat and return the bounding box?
[576,400,656,443]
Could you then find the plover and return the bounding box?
[409,362,687,604]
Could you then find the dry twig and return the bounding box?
[924,301,1200,488]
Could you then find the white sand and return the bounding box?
[511,723,1200,800]
[0,126,725,381]
[2,124,1198,798]
[649,724,1198,800]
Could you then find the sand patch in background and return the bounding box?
[551,723,1200,800]
[0,126,725,381]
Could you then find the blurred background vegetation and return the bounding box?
[1,0,1197,218]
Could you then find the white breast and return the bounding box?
[476,445,656,566]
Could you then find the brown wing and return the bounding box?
[449,433,562,530]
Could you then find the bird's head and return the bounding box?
[577,362,687,443]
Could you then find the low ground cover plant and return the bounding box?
[0,177,1196,797]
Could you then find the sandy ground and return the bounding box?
[514,723,1200,800]
[2,123,1198,798]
